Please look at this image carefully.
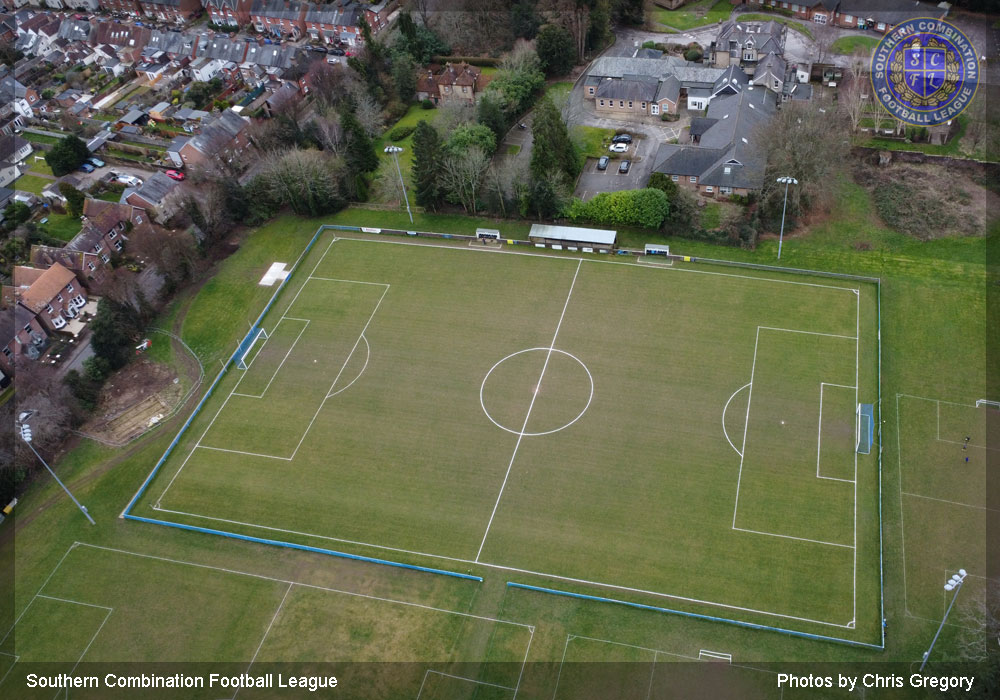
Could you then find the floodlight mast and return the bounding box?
[384,145,413,225]
[17,419,95,525]
[919,569,968,671]
[776,176,798,260]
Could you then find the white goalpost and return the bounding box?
[975,399,1000,409]
[236,327,269,370]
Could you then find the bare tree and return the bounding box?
[15,365,75,470]
[439,146,490,214]
[813,23,835,66]
[483,156,524,218]
[372,158,406,206]
[352,92,386,138]
[435,99,477,134]
[313,111,346,157]
[841,50,871,134]
[957,581,1000,662]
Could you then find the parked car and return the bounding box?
[116,174,142,187]
[165,170,185,181]
[612,134,633,144]
[330,48,346,56]
[597,156,609,171]
[609,143,628,153]
[78,163,95,173]
[618,160,631,174]
[310,45,328,53]
[86,157,105,168]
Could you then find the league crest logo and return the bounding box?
[870,18,979,127]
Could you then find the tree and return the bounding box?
[587,0,611,51]
[536,24,575,76]
[813,23,835,66]
[58,182,85,217]
[439,146,490,214]
[511,0,541,39]
[841,49,871,133]
[412,120,444,211]
[44,134,90,176]
[391,51,417,103]
[488,44,545,117]
[353,92,387,137]
[612,0,644,25]
[754,100,850,228]
[530,95,578,182]
[253,148,347,217]
[341,110,379,174]
[565,188,671,229]
[448,123,497,155]
[477,92,508,146]
[90,298,144,370]
[2,201,31,229]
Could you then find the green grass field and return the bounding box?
[38,213,82,242]
[132,233,880,641]
[831,35,880,56]
[13,174,53,196]
[652,0,732,31]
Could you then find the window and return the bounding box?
[135,215,142,224]
[619,100,624,107]
[52,316,66,330]
[109,230,117,239]
[705,186,714,193]
[45,304,53,314]
[23,324,31,332]
[87,262,96,271]
[689,176,697,183]
[844,14,853,22]
[587,87,594,95]
[671,175,679,181]
[66,283,74,293]
[651,104,659,115]
[101,254,110,263]
[641,102,646,109]
[114,241,123,251]
[720,186,732,194]
[877,23,885,30]
[599,99,605,106]
[724,166,731,174]
[2,348,10,357]
[93,242,103,253]
[57,294,63,303]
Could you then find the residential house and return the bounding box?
[202,0,253,26]
[98,0,142,17]
[304,1,371,45]
[139,0,202,24]
[63,0,99,9]
[751,52,786,93]
[745,0,946,32]
[0,13,15,43]
[584,56,735,117]
[2,302,48,370]
[250,0,308,39]
[17,262,88,333]
[124,171,180,214]
[652,85,777,198]
[710,20,785,70]
[0,158,20,189]
[188,55,226,81]
[176,108,250,166]
[1,134,33,165]
[93,20,152,64]
[363,0,394,33]
[415,62,486,105]
[166,134,189,166]
[0,75,41,117]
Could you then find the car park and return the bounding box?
[609,143,628,153]
[597,156,609,171]
[618,160,631,174]
[165,170,185,181]
[612,134,633,144]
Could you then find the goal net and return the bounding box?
[235,327,268,370]
[856,403,874,455]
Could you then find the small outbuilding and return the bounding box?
[529,224,616,251]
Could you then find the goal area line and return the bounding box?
[121,224,884,647]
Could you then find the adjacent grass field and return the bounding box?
[831,35,880,55]
[652,0,731,31]
[133,233,880,640]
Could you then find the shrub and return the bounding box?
[660,112,679,121]
[421,98,435,109]
[684,47,703,62]
[642,40,655,49]
[388,125,416,141]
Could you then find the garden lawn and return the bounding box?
[13,174,52,195]
[736,13,814,39]
[652,0,732,30]
[831,35,879,55]
[38,214,82,242]
[571,125,616,159]
[21,132,61,146]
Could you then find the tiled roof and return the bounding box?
[20,262,76,313]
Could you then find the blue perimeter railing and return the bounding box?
[120,223,481,583]
[121,223,886,631]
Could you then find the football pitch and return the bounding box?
[129,233,881,642]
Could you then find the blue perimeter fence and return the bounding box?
[121,223,885,642]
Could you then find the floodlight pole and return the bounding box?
[19,423,95,525]
[776,176,797,260]
[384,145,413,225]
[919,569,967,671]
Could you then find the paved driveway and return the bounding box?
[575,135,659,201]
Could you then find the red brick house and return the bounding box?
[1,303,48,374]
[304,1,362,45]
[203,0,253,26]
[176,108,251,167]
[139,0,202,23]
[251,0,308,39]
[415,62,487,105]
[740,1,946,33]
[99,0,143,18]
[17,262,88,334]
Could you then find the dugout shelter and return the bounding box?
[529,224,616,250]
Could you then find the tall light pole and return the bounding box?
[17,420,95,525]
[920,569,967,671]
[384,145,413,225]
[776,176,797,260]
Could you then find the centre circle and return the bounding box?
[479,348,594,437]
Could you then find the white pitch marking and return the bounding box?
[816,382,858,483]
[476,259,583,562]
[327,335,371,399]
[732,327,760,528]
[233,582,293,699]
[900,491,998,512]
[732,527,854,549]
[721,382,751,458]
